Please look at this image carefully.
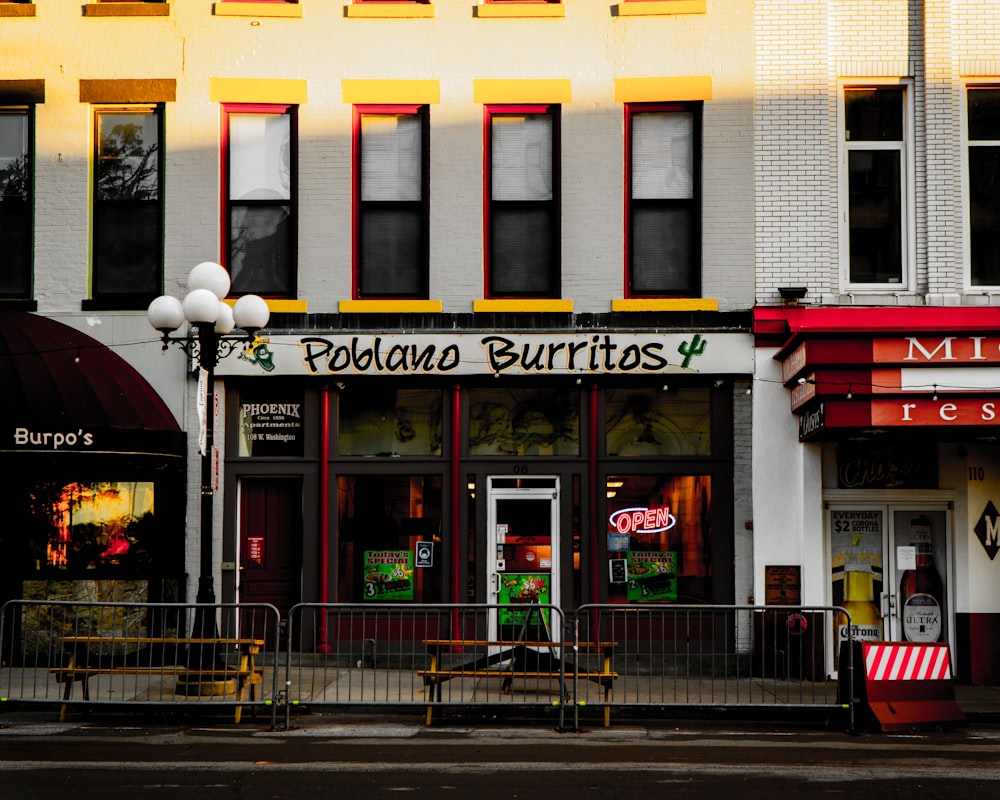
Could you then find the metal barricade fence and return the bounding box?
[0,600,281,728]
[3,600,855,731]
[571,604,854,731]
[283,603,571,729]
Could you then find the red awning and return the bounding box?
[0,312,182,454]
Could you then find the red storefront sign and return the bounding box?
[874,336,1000,363]
[872,398,1000,426]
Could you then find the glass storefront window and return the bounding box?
[336,474,443,603]
[605,387,710,456]
[606,474,712,603]
[468,387,579,456]
[339,387,442,456]
[24,481,157,574]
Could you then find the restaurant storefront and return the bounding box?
[217,325,754,630]
[754,306,1000,685]
[0,312,186,617]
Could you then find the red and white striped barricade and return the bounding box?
[857,642,965,731]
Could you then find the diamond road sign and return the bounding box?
[973,500,1000,560]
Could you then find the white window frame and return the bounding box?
[838,80,916,293]
[963,82,1000,292]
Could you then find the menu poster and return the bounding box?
[363,550,414,601]
[498,574,550,626]
[627,551,678,602]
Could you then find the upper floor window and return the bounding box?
[626,103,701,297]
[0,108,31,300]
[485,105,560,298]
[843,86,909,287]
[353,106,429,298]
[968,87,1000,287]
[93,106,163,303]
[223,104,296,296]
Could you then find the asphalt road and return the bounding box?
[3,713,999,800]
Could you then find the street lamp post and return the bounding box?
[147,262,270,638]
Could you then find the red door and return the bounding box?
[239,478,302,644]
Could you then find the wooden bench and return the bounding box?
[419,639,617,726]
[52,636,265,724]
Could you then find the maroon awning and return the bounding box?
[0,312,183,455]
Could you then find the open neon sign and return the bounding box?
[609,506,676,534]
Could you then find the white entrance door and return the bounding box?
[829,504,951,645]
[486,476,560,641]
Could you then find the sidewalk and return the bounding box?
[955,684,1000,720]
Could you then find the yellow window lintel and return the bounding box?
[342,79,441,105]
[474,299,574,313]
[611,298,719,312]
[224,298,307,315]
[615,1,706,18]
[83,3,171,17]
[213,2,304,19]
[473,79,572,105]
[345,4,435,19]
[210,78,308,104]
[475,3,565,19]
[614,75,713,103]
[339,299,443,314]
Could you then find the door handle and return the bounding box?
[880,592,896,618]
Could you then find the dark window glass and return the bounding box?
[969,89,1000,141]
[229,204,292,294]
[359,206,423,295]
[969,90,1000,285]
[489,207,555,294]
[848,149,902,283]
[845,88,904,141]
[93,109,162,302]
[336,474,443,603]
[339,387,443,457]
[0,110,31,296]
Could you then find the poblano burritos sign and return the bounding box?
[217,332,753,377]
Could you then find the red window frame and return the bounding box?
[483,103,561,299]
[352,104,430,299]
[624,101,702,298]
[220,102,298,298]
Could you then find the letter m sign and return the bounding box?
[974,501,1000,560]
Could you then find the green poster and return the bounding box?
[497,574,550,626]
[363,550,414,601]
[627,551,678,602]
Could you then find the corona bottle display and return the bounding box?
[899,515,944,642]
[840,565,883,642]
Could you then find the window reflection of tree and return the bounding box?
[98,121,158,202]
[340,390,442,456]
[606,389,710,456]
[469,389,578,455]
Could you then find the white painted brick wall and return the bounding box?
[756,0,1000,305]
[5,0,755,316]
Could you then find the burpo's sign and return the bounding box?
[216,331,753,377]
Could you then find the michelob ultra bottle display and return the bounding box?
[840,565,883,642]
[899,515,944,642]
